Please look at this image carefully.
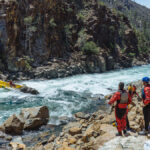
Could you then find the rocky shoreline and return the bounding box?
[0,80,149,150]
[0,56,149,82]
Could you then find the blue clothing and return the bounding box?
[142,88,145,100]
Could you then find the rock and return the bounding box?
[9,142,26,150]
[0,60,5,71]
[44,143,54,150]
[94,124,117,149]
[58,146,75,150]
[0,131,5,138]
[68,137,77,144]
[20,106,49,130]
[48,134,56,143]
[98,136,148,150]
[5,135,12,141]
[20,86,39,95]
[100,114,115,124]
[59,116,71,125]
[0,73,7,80]
[1,114,24,135]
[82,121,101,142]
[10,137,26,150]
[32,144,45,150]
[75,112,90,120]
[69,127,82,136]
[107,56,115,70]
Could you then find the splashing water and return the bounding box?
[0,64,150,125]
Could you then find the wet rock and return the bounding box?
[20,106,49,130]
[10,137,26,150]
[5,135,12,141]
[0,114,24,135]
[69,127,82,136]
[20,86,39,95]
[75,112,90,120]
[59,116,71,125]
[0,73,7,80]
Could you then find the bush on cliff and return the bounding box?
[81,41,100,55]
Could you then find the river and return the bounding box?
[0,64,150,125]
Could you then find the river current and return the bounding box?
[0,64,150,125]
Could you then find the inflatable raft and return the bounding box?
[0,80,23,89]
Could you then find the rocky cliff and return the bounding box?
[0,0,148,79]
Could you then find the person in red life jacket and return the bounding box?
[139,77,150,136]
[9,80,16,88]
[132,85,140,98]
[108,82,132,136]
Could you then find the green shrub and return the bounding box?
[49,18,57,28]
[76,10,87,21]
[98,1,105,6]
[24,16,33,25]
[82,41,100,55]
[128,52,135,57]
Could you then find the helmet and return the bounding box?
[142,77,150,82]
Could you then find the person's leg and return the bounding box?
[115,108,122,136]
[139,105,148,135]
[144,105,149,131]
[126,115,130,130]
[147,104,150,132]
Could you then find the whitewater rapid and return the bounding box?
[0,64,150,125]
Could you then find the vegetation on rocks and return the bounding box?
[0,0,149,79]
[100,0,150,55]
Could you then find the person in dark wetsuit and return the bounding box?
[139,77,150,136]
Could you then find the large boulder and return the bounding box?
[20,86,39,95]
[20,106,49,130]
[0,114,24,135]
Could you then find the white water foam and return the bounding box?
[0,64,150,124]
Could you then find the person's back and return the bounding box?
[108,82,131,136]
[143,84,150,104]
[139,77,150,136]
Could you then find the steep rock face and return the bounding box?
[0,0,140,74]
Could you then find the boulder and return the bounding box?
[0,114,24,135]
[20,106,49,130]
[75,112,90,120]
[10,137,26,150]
[58,146,75,150]
[20,86,39,95]
[68,137,77,144]
[82,121,102,142]
[44,143,54,150]
[69,127,82,136]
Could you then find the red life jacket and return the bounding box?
[133,85,136,92]
[118,90,129,109]
[144,85,150,105]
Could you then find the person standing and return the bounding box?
[108,82,131,136]
[139,77,150,136]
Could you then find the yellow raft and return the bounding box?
[0,80,23,89]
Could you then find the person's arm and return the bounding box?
[141,88,145,101]
[108,92,120,105]
[128,93,132,104]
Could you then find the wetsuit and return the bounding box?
[142,85,150,131]
[108,90,131,133]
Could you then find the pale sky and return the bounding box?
[133,0,150,8]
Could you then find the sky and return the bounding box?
[133,0,150,8]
